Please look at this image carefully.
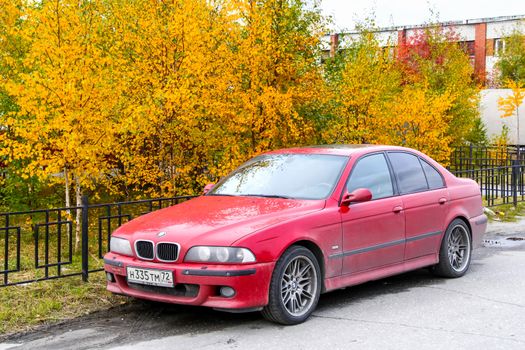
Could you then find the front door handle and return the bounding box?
[392,206,403,213]
[438,198,447,205]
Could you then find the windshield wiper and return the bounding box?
[242,194,294,199]
[206,193,238,197]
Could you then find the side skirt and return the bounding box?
[323,254,438,293]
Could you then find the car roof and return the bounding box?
[264,144,415,157]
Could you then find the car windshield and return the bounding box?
[208,154,348,200]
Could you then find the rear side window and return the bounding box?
[388,152,428,194]
[347,153,394,200]
[420,159,445,189]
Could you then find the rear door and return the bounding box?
[340,153,405,274]
[386,152,448,260]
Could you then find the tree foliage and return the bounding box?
[0,2,484,208]
[1,0,326,202]
[324,26,481,164]
[322,31,401,145]
[397,27,481,148]
[496,27,525,85]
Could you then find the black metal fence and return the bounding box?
[449,145,525,171]
[2,144,525,288]
[0,195,195,287]
[449,145,525,207]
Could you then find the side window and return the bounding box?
[347,154,394,200]
[420,159,445,189]
[388,152,428,194]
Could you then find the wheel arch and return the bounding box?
[449,215,472,238]
[288,240,326,293]
[441,215,473,252]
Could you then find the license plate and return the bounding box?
[126,266,174,288]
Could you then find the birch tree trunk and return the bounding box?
[64,167,72,247]
[64,167,71,210]
[74,175,82,252]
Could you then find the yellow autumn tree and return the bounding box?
[397,26,481,147]
[324,26,480,163]
[102,0,243,197]
[1,1,484,212]
[2,0,124,248]
[323,31,401,144]
[1,0,330,208]
[227,0,326,158]
[0,0,27,198]
[376,84,454,163]
[104,0,328,196]
[0,0,25,116]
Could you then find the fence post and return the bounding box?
[469,144,473,172]
[81,195,89,282]
[512,160,519,207]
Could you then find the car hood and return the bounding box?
[113,195,325,246]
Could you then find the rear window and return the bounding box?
[387,152,428,194]
[420,159,445,189]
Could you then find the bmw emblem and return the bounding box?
[157,231,167,237]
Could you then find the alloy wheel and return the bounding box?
[280,255,318,317]
[447,224,471,272]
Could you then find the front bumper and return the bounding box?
[103,252,275,310]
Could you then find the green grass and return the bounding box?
[0,200,186,337]
[0,272,127,336]
[485,202,525,222]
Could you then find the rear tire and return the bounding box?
[262,246,321,325]
[432,219,472,278]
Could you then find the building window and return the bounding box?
[459,41,476,58]
[494,38,505,56]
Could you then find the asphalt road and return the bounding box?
[1,220,525,350]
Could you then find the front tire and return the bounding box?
[262,246,321,325]
[433,219,472,278]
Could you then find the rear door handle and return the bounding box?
[392,206,403,213]
[438,198,447,205]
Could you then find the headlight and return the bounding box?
[110,236,133,256]
[185,246,256,263]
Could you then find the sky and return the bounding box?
[320,0,525,32]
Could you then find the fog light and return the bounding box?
[219,286,235,298]
[106,272,115,283]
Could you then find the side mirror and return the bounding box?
[341,188,372,207]
[203,183,215,195]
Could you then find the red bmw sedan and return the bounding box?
[104,145,487,324]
